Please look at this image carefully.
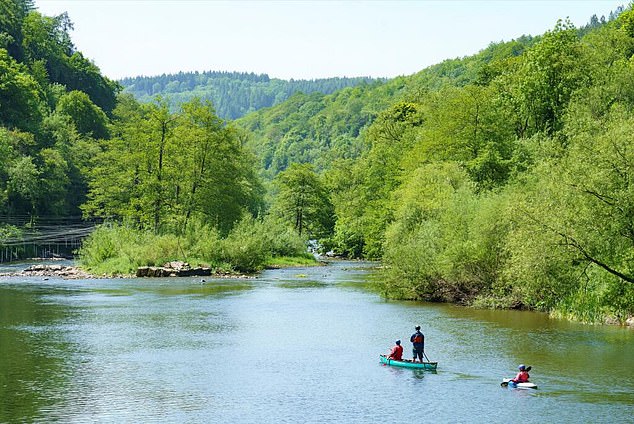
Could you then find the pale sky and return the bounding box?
[34,0,626,81]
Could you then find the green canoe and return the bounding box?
[380,354,438,370]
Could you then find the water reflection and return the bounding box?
[0,286,74,422]
[277,280,329,289]
[92,280,255,297]
[1,262,633,423]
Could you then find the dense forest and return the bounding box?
[119,71,382,120]
[1,0,633,324]
[0,0,309,272]
[240,7,634,324]
[0,0,117,219]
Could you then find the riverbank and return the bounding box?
[0,263,260,280]
[0,256,325,280]
[77,222,315,276]
[7,257,630,327]
[0,264,98,279]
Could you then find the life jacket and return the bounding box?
[411,332,424,344]
[514,371,530,383]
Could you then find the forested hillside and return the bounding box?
[236,34,537,178]
[0,0,118,221]
[119,71,382,120]
[1,0,632,323]
[237,8,634,323]
[0,0,306,271]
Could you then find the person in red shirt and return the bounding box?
[388,340,403,360]
[511,364,530,383]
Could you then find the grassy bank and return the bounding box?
[78,218,315,276]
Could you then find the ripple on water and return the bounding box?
[1,262,633,423]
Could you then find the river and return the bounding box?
[1,261,632,423]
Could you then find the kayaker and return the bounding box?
[410,325,425,362]
[388,340,403,360]
[511,364,530,383]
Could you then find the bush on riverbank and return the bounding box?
[78,217,313,275]
[378,165,634,325]
[368,16,634,325]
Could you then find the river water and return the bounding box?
[1,261,633,423]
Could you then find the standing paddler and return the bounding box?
[410,325,425,362]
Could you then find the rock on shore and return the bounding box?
[12,264,94,279]
[136,261,212,277]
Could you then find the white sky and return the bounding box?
[34,0,626,81]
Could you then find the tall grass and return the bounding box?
[78,217,312,275]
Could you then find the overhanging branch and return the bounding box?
[520,208,634,285]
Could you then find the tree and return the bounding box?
[553,106,634,285]
[55,90,109,139]
[0,48,42,131]
[20,11,119,114]
[82,93,148,223]
[21,11,74,72]
[83,96,264,235]
[271,162,334,238]
[346,101,424,258]
[36,147,69,215]
[0,0,34,61]
[6,155,39,215]
[381,162,505,302]
[175,98,264,234]
[63,51,119,114]
[498,19,586,137]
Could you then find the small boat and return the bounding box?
[379,354,438,370]
[501,378,537,389]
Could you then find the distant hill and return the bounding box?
[235,34,540,179]
[119,71,384,120]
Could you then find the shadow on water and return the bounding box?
[0,287,75,422]
[276,280,329,289]
[91,280,255,298]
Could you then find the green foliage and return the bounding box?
[79,217,310,275]
[55,90,109,139]
[20,11,119,113]
[271,163,334,239]
[120,71,382,120]
[0,4,118,220]
[6,155,39,212]
[382,163,508,303]
[329,11,634,322]
[0,0,33,60]
[83,96,264,234]
[0,223,22,242]
[62,52,119,114]
[217,217,269,273]
[238,83,399,178]
[36,147,69,214]
[3,0,634,324]
[0,48,42,131]
[78,223,181,274]
[497,19,587,137]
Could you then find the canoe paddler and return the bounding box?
[388,340,403,360]
[410,325,425,362]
